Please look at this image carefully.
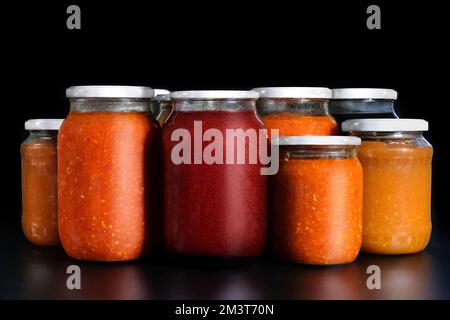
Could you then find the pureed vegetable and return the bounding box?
[58,86,160,261]
[343,119,432,254]
[163,91,267,260]
[252,87,339,136]
[270,136,363,265]
[21,119,63,246]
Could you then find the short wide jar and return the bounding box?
[270,136,363,265]
[21,119,63,246]
[342,119,433,255]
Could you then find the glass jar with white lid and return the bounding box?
[342,118,432,254]
[330,88,399,124]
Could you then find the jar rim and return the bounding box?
[342,119,428,132]
[25,119,64,131]
[332,88,397,100]
[251,87,331,99]
[273,136,361,146]
[170,90,259,100]
[66,86,154,99]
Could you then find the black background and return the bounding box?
[3,0,448,229]
[1,0,449,305]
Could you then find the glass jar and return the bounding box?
[155,94,172,125]
[59,86,160,261]
[162,90,267,262]
[270,136,363,265]
[330,88,399,124]
[21,119,63,246]
[252,87,339,136]
[342,119,432,255]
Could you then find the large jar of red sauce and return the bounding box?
[330,88,399,125]
[342,119,432,255]
[251,87,339,136]
[59,86,160,261]
[162,90,267,262]
[21,119,63,246]
[270,136,363,265]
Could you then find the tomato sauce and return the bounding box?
[58,112,160,261]
[21,137,59,246]
[262,112,339,136]
[162,110,267,259]
[271,156,363,265]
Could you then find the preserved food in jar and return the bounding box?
[21,119,63,246]
[330,88,399,124]
[343,119,432,254]
[163,90,267,261]
[252,87,339,136]
[59,86,160,261]
[270,136,363,265]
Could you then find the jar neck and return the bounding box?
[329,99,396,115]
[173,99,256,112]
[257,98,331,116]
[70,98,151,112]
[28,130,58,139]
[280,145,358,160]
[349,131,424,140]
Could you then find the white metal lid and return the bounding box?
[66,86,154,98]
[170,90,259,100]
[342,119,428,132]
[332,88,397,100]
[251,87,332,99]
[153,89,170,96]
[153,89,171,101]
[272,136,361,146]
[25,119,64,131]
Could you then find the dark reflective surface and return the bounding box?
[1,224,449,300]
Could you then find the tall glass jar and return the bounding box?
[162,90,267,262]
[270,136,363,265]
[330,88,399,124]
[252,87,339,136]
[59,86,160,261]
[342,119,432,255]
[21,119,63,246]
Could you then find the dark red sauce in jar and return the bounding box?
[162,91,267,260]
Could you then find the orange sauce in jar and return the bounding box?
[21,137,59,246]
[271,152,363,265]
[358,141,433,254]
[262,112,339,136]
[58,112,160,261]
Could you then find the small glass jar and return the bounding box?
[59,86,160,261]
[252,87,339,136]
[21,119,63,246]
[330,88,399,124]
[270,136,363,265]
[155,94,172,125]
[163,90,267,262]
[342,119,432,255]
